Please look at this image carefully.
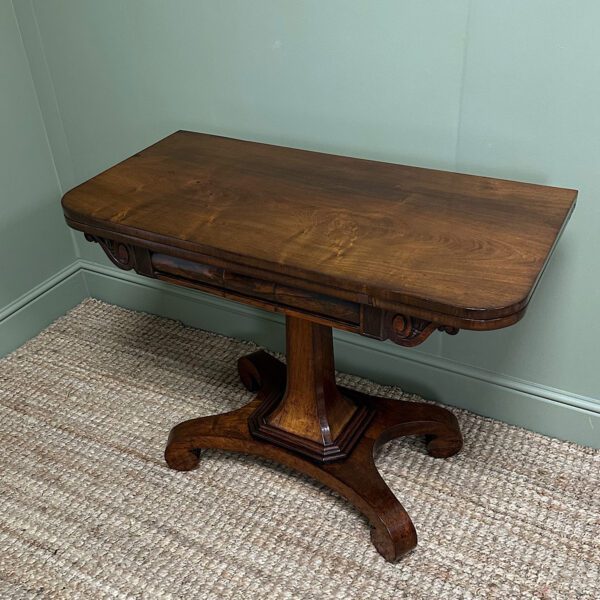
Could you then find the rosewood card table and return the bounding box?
[62,131,576,561]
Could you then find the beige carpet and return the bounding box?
[0,299,598,599]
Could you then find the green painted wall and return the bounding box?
[6,0,600,443]
[0,0,75,313]
[444,1,600,400]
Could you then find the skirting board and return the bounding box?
[1,259,598,448]
[0,264,88,357]
[80,260,600,448]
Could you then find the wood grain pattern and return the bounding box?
[247,317,374,462]
[151,253,361,326]
[63,131,576,326]
[165,347,462,561]
[64,131,574,561]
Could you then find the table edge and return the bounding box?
[63,209,565,330]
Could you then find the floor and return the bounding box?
[0,299,598,599]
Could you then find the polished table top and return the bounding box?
[61,130,578,560]
[62,131,576,329]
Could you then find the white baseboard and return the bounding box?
[2,258,598,448]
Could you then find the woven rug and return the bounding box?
[0,299,598,599]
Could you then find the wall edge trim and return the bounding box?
[79,259,600,417]
[2,259,596,446]
[0,261,80,324]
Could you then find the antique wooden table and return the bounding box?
[62,131,576,561]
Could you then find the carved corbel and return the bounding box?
[384,312,459,347]
[84,234,136,270]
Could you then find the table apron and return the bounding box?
[83,232,464,347]
[152,252,362,330]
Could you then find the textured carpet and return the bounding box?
[0,299,598,599]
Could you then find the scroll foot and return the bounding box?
[237,350,285,392]
[164,346,462,561]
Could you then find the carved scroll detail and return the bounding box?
[385,313,459,347]
[84,234,136,270]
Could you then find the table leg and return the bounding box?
[165,316,462,561]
